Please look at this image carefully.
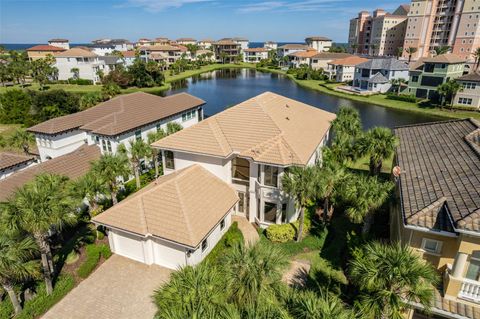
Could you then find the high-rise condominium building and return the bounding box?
[402,0,480,61]
[349,5,410,56]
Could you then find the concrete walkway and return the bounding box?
[42,255,171,319]
[233,216,260,246]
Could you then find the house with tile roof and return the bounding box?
[28,92,205,161]
[243,48,269,63]
[309,52,354,70]
[152,92,336,227]
[92,164,238,269]
[454,72,480,110]
[0,152,36,180]
[305,36,333,52]
[392,119,480,318]
[407,54,466,101]
[48,39,70,50]
[138,44,186,67]
[54,48,104,83]
[353,57,409,93]
[212,39,241,63]
[325,56,369,82]
[277,44,313,59]
[26,45,66,61]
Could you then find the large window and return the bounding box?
[421,238,442,254]
[264,202,277,223]
[264,165,279,187]
[164,151,175,169]
[421,76,444,87]
[232,157,250,182]
[182,110,196,122]
[466,251,480,281]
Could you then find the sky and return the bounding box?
[0,0,405,43]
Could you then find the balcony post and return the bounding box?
[452,252,468,278]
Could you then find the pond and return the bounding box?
[166,68,443,129]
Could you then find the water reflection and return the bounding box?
[167,69,444,129]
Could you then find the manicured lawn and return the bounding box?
[348,153,394,174]
[0,123,38,153]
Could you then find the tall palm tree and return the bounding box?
[287,290,353,319]
[147,130,166,178]
[119,139,152,189]
[356,127,398,176]
[314,163,347,223]
[4,173,77,295]
[405,47,418,63]
[328,106,362,166]
[349,242,439,319]
[331,107,362,140]
[92,153,130,205]
[437,79,462,109]
[69,170,107,217]
[473,47,480,70]
[0,234,40,315]
[343,175,393,234]
[281,166,317,242]
[9,128,34,155]
[220,52,228,64]
[223,243,288,308]
[153,262,229,319]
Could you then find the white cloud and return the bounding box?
[237,0,349,13]
[124,0,212,12]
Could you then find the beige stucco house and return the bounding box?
[454,72,480,110]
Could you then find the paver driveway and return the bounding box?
[42,255,172,319]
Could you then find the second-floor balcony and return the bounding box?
[459,279,480,303]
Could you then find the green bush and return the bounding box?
[265,217,312,243]
[205,222,244,264]
[386,93,417,103]
[77,243,112,278]
[66,78,94,85]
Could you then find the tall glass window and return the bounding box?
[232,157,250,182]
[264,165,279,187]
[164,151,175,169]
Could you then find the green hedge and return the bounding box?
[265,217,312,243]
[386,93,417,103]
[0,275,75,319]
[205,222,243,264]
[77,243,112,278]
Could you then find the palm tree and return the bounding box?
[405,47,418,63]
[356,127,398,176]
[220,52,228,64]
[314,163,347,223]
[9,128,34,155]
[119,139,152,190]
[390,78,406,95]
[349,242,439,319]
[92,153,130,205]
[70,67,79,80]
[433,45,450,56]
[69,170,107,217]
[344,175,393,234]
[287,290,353,319]
[437,79,462,109]
[327,107,362,165]
[396,46,404,59]
[473,47,480,70]
[166,122,183,135]
[4,173,77,295]
[153,262,230,318]
[0,234,40,315]
[223,243,288,308]
[147,130,166,178]
[281,166,317,242]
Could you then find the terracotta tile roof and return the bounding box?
[394,119,480,234]
[176,38,196,42]
[0,152,35,171]
[244,48,269,53]
[424,53,466,64]
[311,52,354,60]
[213,40,239,45]
[28,92,205,136]
[55,48,97,58]
[291,50,319,58]
[26,45,66,52]
[153,92,336,166]
[93,165,238,248]
[329,56,369,66]
[0,145,100,202]
[140,45,181,51]
[121,50,136,58]
[457,72,480,82]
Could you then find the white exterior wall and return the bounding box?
[106,210,232,269]
[55,57,103,82]
[244,51,268,63]
[163,151,230,180]
[335,65,356,82]
[0,160,37,179]
[35,130,87,161]
[307,40,333,52]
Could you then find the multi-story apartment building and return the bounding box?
[27,92,205,161]
[349,5,409,56]
[407,53,465,99]
[392,119,480,319]
[198,39,213,49]
[90,39,133,56]
[232,37,249,51]
[305,36,333,52]
[48,38,70,50]
[152,92,336,227]
[54,48,104,83]
[454,71,480,109]
[264,41,278,50]
[139,44,186,66]
[243,48,269,63]
[402,0,480,62]
[212,39,241,63]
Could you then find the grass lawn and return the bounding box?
[0,123,38,153]
[348,153,394,174]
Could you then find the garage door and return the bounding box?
[152,239,186,269]
[112,231,145,263]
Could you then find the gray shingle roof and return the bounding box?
[368,72,389,83]
[357,58,409,71]
[394,119,480,234]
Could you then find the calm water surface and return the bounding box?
[166,69,443,129]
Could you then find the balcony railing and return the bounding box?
[459,279,480,303]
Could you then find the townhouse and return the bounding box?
[90,39,133,56]
[26,45,66,61]
[326,56,370,82]
[290,50,319,68]
[48,38,70,50]
[277,44,314,58]
[27,92,205,161]
[243,48,269,63]
[0,152,36,180]
[353,57,409,93]
[198,39,214,49]
[54,48,104,83]
[152,92,336,227]
[264,41,278,50]
[139,45,185,66]
[454,72,480,109]
[407,53,466,99]
[310,52,354,70]
[392,119,480,319]
[212,39,241,63]
[176,38,197,46]
[232,37,249,52]
[305,36,333,52]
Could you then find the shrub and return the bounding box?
[77,243,112,278]
[67,78,94,85]
[386,93,417,103]
[205,221,244,264]
[265,217,312,243]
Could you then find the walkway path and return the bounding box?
[282,259,311,287]
[232,216,259,246]
[42,255,171,319]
